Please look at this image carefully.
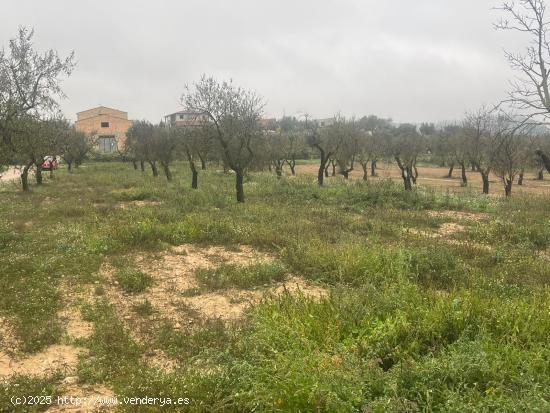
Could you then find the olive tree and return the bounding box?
[151,125,178,181]
[10,115,62,190]
[535,148,550,173]
[59,127,93,171]
[305,115,343,186]
[182,75,265,202]
[278,116,305,176]
[173,122,215,189]
[432,125,456,177]
[533,131,550,176]
[333,118,361,179]
[0,27,74,179]
[267,131,287,178]
[444,124,470,186]
[126,120,159,177]
[391,123,423,191]
[357,115,392,180]
[493,122,534,196]
[464,108,498,194]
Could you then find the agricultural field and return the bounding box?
[1,161,549,412]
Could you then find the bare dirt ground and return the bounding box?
[0,243,327,409]
[92,243,328,384]
[0,167,19,183]
[405,209,493,251]
[101,244,327,335]
[0,279,115,412]
[297,163,550,195]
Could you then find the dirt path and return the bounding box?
[297,163,550,195]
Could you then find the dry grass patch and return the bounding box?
[0,316,20,356]
[118,200,162,210]
[426,210,490,222]
[0,344,85,378]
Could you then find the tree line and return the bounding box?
[4,3,550,202]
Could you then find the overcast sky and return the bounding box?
[0,0,526,123]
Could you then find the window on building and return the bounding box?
[101,121,109,128]
[179,114,184,120]
[97,136,117,153]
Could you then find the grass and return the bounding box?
[132,299,154,317]
[0,160,548,412]
[195,261,287,290]
[115,268,153,294]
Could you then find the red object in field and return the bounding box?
[41,157,59,170]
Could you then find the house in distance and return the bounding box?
[75,106,132,153]
[163,110,208,128]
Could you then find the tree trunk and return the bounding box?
[35,166,43,185]
[517,170,524,186]
[395,157,412,191]
[186,153,199,188]
[331,160,336,177]
[402,170,412,191]
[447,163,454,178]
[460,163,467,186]
[21,162,33,191]
[342,170,349,179]
[480,171,490,194]
[191,169,198,189]
[235,169,245,202]
[504,178,512,197]
[318,154,328,186]
[361,162,369,181]
[199,154,207,170]
[537,150,550,173]
[286,159,296,176]
[67,161,73,172]
[149,161,158,177]
[132,160,138,170]
[275,161,283,178]
[537,168,544,180]
[161,162,172,181]
[324,163,330,178]
[140,160,145,172]
[371,160,377,177]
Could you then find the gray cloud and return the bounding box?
[0,0,526,123]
